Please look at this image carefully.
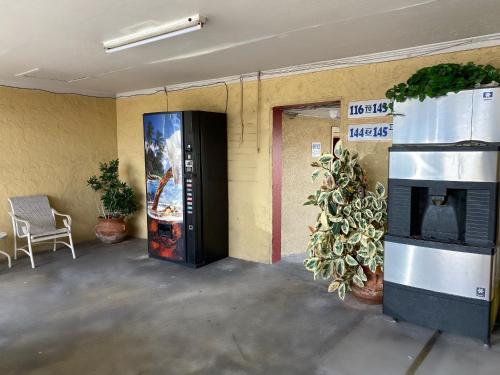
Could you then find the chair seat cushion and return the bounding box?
[10,195,57,235]
[31,228,69,240]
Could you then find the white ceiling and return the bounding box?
[1,0,499,96]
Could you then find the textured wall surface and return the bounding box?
[281,116,338,255]
[116,45,500,263]
[0,87,117,255]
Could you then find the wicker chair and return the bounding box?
[8,195,75,268]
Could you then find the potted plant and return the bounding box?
[87,159,138,244]
[303,141,387,303]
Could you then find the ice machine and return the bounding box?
[383,87,500,345]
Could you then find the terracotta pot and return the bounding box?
[95,217,128,244]
[351,266,384,304]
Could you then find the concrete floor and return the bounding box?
[0,239,498,375]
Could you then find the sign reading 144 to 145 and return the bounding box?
[348,123,393,141]
[348,99,390,118]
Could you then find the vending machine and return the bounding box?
[143,111,228,267]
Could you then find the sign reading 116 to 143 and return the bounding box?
[348,123,393,142]
[348,99,390,118]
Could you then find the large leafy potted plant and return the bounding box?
[303,141,387,303]
[87,159,138,244]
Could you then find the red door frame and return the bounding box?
[272,101,341,263]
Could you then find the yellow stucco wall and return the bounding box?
[0,87,117,255]
[115,45,500,263]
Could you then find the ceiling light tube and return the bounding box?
[15,67,40,77]
[103,15,205,53]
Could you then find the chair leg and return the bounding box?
[27,237,35,269]
[53,239,57,252]
[0,251,11,269]
[13,235,17,260]
[68,233,76,259]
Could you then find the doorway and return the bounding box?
[272,102,341,262]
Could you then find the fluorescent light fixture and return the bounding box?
[103,15,206,53]
[15,67,40,77]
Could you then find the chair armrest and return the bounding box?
[52,209,72,228]
[8,212,31,236]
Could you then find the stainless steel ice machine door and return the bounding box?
[393,90,473,145]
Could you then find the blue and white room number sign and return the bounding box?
[348,99,390,118]
[348,123,393,141]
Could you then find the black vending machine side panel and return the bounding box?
[199,112,228,263]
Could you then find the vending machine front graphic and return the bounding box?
[143,111,228,267]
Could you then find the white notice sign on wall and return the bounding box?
[348,99,391,118]
[348,123,393,141]
[311,142,321,157]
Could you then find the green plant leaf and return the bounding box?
[338,282,346,300]
[330,215,343,223]
[328,281,341,293]
[374,230,384,240]
[347,216,357,229]
[319,154,334,164]
[338,175,350,188]
[318,191,331,205]
[343,205,352,215]
[348,232,362,244]
[341,219,350,235]
[311,169,321,181]
[353,198,362,210]
[353,275,364,288]
[345,254,358,266]
[335,258,345,276]
[320,260,334,279]
[334,141,344,158]
[304,257,318,271]
[345,164,354,179]
[357,266,367,282]
[320,211,329,229]
[368,241,377,257]
[364,209,373,220]
[368,258,377,273]
[375,182,385,197]
[357,244,368,256]
[366,225,376,238]
[333,239,344,256]
[358,219,367,230]
[332,189,344,205]
[360,235,368,247]
[332,160,341,174]
[303,196,317,206]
